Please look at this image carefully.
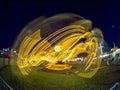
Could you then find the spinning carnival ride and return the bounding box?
[12,13,103,78]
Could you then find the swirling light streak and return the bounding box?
[16,24,101,78]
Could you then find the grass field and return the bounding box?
[0,60,120,90]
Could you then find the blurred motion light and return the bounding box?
[12,13,104,78]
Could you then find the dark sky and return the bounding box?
[0,0,120,49]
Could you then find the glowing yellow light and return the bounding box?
[13,14,102,78]
[54,45,62,52]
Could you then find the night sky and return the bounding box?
[0,0,120,49]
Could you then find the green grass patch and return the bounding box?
[0,63,120,90]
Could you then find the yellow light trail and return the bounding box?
[16,24,101,78]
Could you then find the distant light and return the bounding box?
[112,25,115,28]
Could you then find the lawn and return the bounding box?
[0,60,120,90]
